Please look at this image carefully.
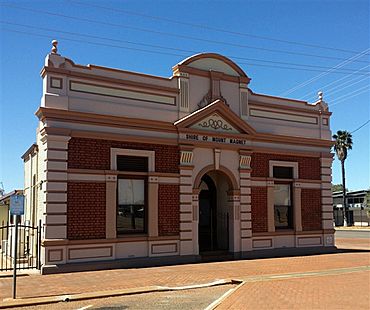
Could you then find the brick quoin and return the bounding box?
[251,153,321,180]
[301,188,322,231]
[158,184,180,236]
[68,137,179,173]
[251,187,268,233]
[67,182,106,240]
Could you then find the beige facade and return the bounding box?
[23,44,335,274]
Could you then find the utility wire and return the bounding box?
[3,27,370,77]
[299,64,370,100]
[280,48,370,96]
[325,76,370,97]
[2,20,369,75]
[1,3,370,64]
[329,86,370,107]
[351,120,370,134]
[70,0,365,56]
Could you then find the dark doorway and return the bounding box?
[198,174,218,252]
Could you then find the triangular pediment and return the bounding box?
[191,112,240,133]
[174,99,256,135]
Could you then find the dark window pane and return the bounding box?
[117,155,148,172]
[117,204,145,233]
[274,206,292,228]
[273,166,293,179]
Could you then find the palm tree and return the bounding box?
[333,130,353,226]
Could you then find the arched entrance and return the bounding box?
[197,170,234,253]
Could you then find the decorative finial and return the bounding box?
[318,91,323,101]
[51,40,58,54]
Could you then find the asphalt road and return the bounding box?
[18,284,236,310]
[335,230,370,239]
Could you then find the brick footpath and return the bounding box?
[218,270,370,310]
[0,251,369,301]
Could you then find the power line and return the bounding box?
[280,48,370,96]
[2,20,370,75]
[325,76,370,98]
[351,120,370,134]
[299,64,370,100]
[329,86,370,107]
[3,27,370,77]
[69,0,366,56]
[2,3,370,64]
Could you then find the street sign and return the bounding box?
[10,194,24,216]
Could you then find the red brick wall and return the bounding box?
[68,138,179,173]
[251,187,268,233]
[251,153,321,180]
[67,182,106,240]
[158,184,180,236]
[301,189,322,231]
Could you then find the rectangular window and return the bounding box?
[117,155,148,172]
[273,166,293,179]
[117,178,146,234]
[274,183,293,229]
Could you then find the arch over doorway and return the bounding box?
[194,164,239,191]
[195,166,239,253]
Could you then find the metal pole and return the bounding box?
[12,215,19,299]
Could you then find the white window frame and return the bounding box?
[111,148,155,172]
[269,160,298,179]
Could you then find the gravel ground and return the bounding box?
[17,284,236,310]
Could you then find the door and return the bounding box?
[198,175,217,252]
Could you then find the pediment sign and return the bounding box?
[191,113,240,133]
[174,99,256,136]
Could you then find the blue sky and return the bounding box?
[0,0,369,192]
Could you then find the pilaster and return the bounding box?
[40,130,71,240]
[293,182,302,232]
[105,174,117,239]
[267,179,275,233]
[320,155,335,245]
[239,151,252,252]
[179,148,195,255]
[148,175,159,237]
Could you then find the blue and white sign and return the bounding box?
[10,195,24,216]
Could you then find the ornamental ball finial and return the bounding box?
[318,91,323,101]
[51,40,58,54]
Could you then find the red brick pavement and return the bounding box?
[0,252,369,301]
[218,270,370,310]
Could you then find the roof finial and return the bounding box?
[51,40,58,54]
[318,91,323,101]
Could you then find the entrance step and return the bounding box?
[200,251,234,263]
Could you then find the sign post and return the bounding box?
[9,194,24,299]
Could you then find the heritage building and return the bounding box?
[23,42,335,274]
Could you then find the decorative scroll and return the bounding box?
[198,118,233,131]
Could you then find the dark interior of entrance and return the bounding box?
[198,174,229,253]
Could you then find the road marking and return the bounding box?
[77,305,93,310]
[204,281,246,310]
[158,279,229,290]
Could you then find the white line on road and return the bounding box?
[76,305,93,310]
